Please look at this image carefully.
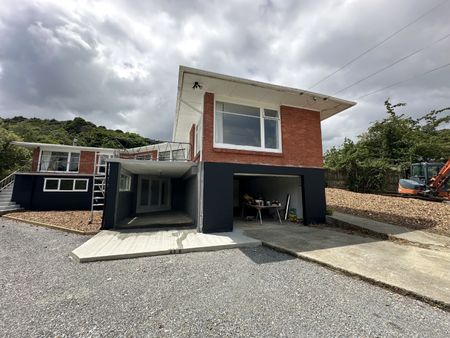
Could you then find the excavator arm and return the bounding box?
[428,159,450,192]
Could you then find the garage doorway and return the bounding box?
[233,174,303,225]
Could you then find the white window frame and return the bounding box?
[38,150,81,173]
[213,96,283,153]
[194,119,202,157]
[43,178,89,192]
[119,173,132,192]
[97,153,114,174]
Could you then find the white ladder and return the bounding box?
[88,154,107,223]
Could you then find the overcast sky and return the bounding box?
[0,0,449,150]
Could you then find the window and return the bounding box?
[43,178,88,192]
[411,164,424,178]
[136,154,152,160]
[214,100,281,151]
[40,151,80,172]
[97,154,112,174]
[263,109,280,149]
[427,165,441,178]
[195,123,201,155]
[120,173,131,191]
[158,151,171,161]
[172,149,186,160]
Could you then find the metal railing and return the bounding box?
[0,169,19,192]
[118,142,192,162]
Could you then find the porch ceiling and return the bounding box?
[109,159,195,177]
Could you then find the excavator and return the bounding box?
[398,159,450,201]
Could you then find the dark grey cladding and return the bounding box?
[202,162,326,233]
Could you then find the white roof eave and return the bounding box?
[173,66,357,142]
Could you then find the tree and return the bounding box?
[324,100,450,192]
[0,127,31,179]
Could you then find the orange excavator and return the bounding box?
[398,159,450,201]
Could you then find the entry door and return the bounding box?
[137,176,170,213]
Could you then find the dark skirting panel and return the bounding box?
[202,162,326,233]
[12,174,93,211]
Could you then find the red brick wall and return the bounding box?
[120,150,157,160]
[79,151,95,174]
[31,147,40,172]
[201,92,323,168]
[189,124,196,161]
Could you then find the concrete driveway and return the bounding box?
[237,221,450,309]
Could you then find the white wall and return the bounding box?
[235,175,303,218]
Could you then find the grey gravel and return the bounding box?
[1,218,449,338]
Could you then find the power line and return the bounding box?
[356,62,450,99]
[333,33,450,95]
[307,0,449,90]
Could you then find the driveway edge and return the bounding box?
[261,241,450,312]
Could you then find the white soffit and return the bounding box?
[173,66,356,142]
[110,159,194,177]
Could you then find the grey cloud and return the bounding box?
[0,0,448,145]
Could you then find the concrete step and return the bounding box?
[0,207,23,215]
[0,201,16,207]
[0,188,13,192]
[0,204,20,211]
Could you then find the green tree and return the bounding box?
[324,100,450,192]
[0,127,31,179]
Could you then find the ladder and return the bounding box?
[88,153,107,223]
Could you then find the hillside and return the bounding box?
[0,116,158,149]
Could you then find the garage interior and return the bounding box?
[233,174,304,225]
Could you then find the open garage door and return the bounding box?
[233,174,303,224]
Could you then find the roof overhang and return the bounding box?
[110,158,195,177]
[172,66,356,142]
[12,141,116,153]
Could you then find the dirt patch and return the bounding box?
[4,210,102,233]
[326,188,450,237]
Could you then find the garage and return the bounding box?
[233,174,303,224]
[201,162,326,233]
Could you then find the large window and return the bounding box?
[215,101,281,151]
[40,151,80,172]
[43,178,88,192]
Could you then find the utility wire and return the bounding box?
[356,62,450,99]
[307,0,449,90]
[333,33,450,95]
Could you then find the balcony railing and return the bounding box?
[117,142,192,162]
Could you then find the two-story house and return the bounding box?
[5,66,355,232]
[102,66,355,233]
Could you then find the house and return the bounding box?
[5,66,356,232]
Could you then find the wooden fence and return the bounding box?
[325,169,405,193]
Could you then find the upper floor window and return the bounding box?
[40,151,80,172]
[214,101,281,152]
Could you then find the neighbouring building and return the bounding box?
[4,66,356,232]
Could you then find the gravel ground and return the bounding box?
[326,188,450,236]
[7,210,102,233]
[1,218,449,338]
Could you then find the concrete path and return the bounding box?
[328,211,450,251]
[238,222,450,308]
[71,228,261,263]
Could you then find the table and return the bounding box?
[244,204,283,224]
